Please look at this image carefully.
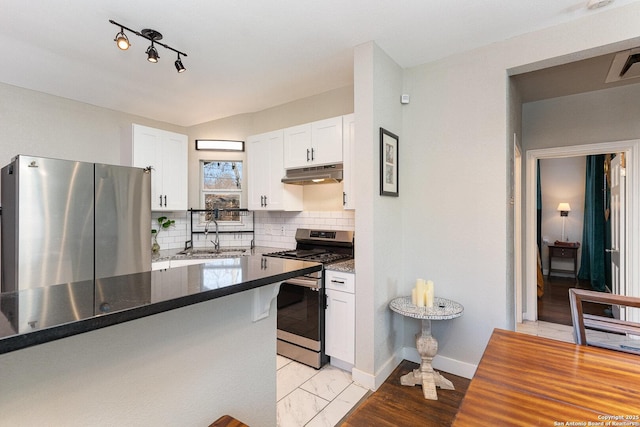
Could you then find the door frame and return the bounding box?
[523,140,640,321]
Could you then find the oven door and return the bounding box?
[276,276,327,368]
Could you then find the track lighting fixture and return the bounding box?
[146,42,159,63]
[109,19,188,73]
[175,53,186,73]
[114,27,130,50]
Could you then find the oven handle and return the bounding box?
[283,277,320,289]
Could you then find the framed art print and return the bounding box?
[380,128,399,196]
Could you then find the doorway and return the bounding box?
[523,140,640,322]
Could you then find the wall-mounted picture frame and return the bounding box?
[380,128,399,197]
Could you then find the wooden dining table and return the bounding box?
[453,328,640,426]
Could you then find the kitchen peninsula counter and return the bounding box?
[0,255,319,426]
[0,255,321,355]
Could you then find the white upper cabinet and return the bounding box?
[132,124,188,211]
[283,116,343,169]
[247,130,303,211]
[342,113,355,210]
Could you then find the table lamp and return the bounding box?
[557,202,571,241]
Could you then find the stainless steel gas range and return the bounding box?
[263,229,354,369]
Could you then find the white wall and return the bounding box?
[0,82,187,169]
[396,2,640,377]
[539,157,586,274]
[523,84,640,151]
[351,42,405,389]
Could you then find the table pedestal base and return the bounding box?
[400,319,455,400]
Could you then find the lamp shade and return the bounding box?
[557,203,571,212]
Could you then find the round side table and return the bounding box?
[389,296,464,400]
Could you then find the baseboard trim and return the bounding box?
[402,346,477,379]
[351,347,477,390]
[351,352,403,391]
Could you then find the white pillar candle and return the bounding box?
[415,278,426,307]
[425,280,434,308]
[411,288,418,305]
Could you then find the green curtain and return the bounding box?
[578,155,608,291]
[537,160,542,258]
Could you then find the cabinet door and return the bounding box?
[326,288,355,364]
[247,135,267,210]
[311,116,343,166]
[342,114,355,210]
[247,131,302,211]
[132,125,187,211]
[283,123,312,169]
[133,125,164,210]
[160,131,188,211]
[247,132,278,210]
[264,131,286,210]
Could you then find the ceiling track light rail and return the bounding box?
[109,19,188,72]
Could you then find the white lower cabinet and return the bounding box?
[325,270,355,365]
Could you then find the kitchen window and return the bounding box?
[200,160,243,222]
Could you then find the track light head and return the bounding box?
[175,54,186,73]
[114,28,130,50]
[146,43,159,63]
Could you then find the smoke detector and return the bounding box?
[587,0,614,9]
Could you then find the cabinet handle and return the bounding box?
[159,195,163,206]
[343,192,346,206]
[331,279,345,285]
[264,195,267,207]
[306,149,310,162]
[311,148,315,161]
[260,195,264,207]
[164,195,167,207]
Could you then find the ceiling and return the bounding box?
[1,0,639,127]
[513,51,640,103]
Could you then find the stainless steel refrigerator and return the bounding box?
[1,155,151,293]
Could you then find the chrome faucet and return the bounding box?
[204,216,220,251]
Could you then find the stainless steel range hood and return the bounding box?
[281,164,343,185]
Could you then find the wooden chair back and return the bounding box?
[569,288,640,355]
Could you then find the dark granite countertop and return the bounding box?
[0,255,321,355]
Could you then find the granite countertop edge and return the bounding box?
[0,258,321,355]
[325,259,355,273]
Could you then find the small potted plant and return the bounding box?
[151,216,175,253]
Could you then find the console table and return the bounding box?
[389,296,464,400]
[548,244,579,280]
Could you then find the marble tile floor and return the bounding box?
[517,319,575,343]
[276,355,369,427]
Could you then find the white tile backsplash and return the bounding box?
[151,210,355,251]
[254,211,355,249]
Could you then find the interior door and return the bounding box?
[608,153,625,317]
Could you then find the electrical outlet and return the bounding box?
[265,224,273,235]
[281,226,286,236]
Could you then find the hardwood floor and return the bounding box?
[538,276,612,325]
[340,360,470,427]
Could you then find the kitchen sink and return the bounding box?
[176,248,248,258]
